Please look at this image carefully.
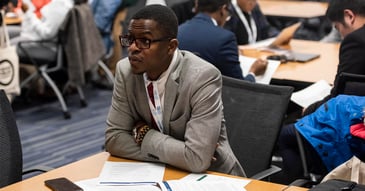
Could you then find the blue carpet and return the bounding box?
[13,86,112,172]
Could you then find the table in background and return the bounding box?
[4,17,21,25]
[0,152,307,191]
[240,39,340,84]
[258,0,328,19]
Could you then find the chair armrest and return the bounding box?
[250,165,281,180]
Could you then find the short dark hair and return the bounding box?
[326,0,365,23]
[197,0,231,13]
[131,5,178,38]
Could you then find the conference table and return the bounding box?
[258,0,328,19]
[0,152,307,191]
[240,39,340,84]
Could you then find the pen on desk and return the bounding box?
[162,181,173,191]
[196,174,207,181]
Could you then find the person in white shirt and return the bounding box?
[10,0,74,45]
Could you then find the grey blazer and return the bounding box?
[105,50,245,177]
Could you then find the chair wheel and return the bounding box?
[63,112,71,119]
[80,100,88,107]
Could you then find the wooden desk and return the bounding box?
[0,152,307,191]
[258,0,328,18]
[4,17,22,25]
[240,39,340,84]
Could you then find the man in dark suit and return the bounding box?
[177,0,267,82]
[278,0,365,183]
[224,0,279,45]
[303,0,365,116]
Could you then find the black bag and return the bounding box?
[309,179,365,191]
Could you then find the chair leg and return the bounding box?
[295,129,309,178]
[76,85,87,107]
[38,66,71,119]
[98,60,115,85]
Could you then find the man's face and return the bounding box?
[334,21,352,39]
[237,0,257,12]
[127,19,173,80]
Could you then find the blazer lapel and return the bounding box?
[162,50,184,134]
[134,75,151,123]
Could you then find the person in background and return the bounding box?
[6,0,50,38]
[90,0,123,54]
[177,0,267,82]
[171,0,196,25]
[302,0,365,116]
[7,0,50,18]
[105,4,246,176]
[10,0,73,45]
[278,0,365,183]
[224,0,279,45]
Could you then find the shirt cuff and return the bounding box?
[248,72,256,78]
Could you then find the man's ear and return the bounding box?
[168,39,178,54]
[220,5,226,17]
[344,9,355,25]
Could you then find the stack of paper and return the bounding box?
[290,80,332,108]
[98,161,165,185]
[76,162,250,191]
[76,161,165,190]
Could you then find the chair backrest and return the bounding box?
[221,75,293,178]
[334,72,365,96]
[0,89,23,188]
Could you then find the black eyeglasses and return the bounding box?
[119,35,172,49]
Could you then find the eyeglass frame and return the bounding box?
[119,35,172,49]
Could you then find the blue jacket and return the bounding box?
[90,0,122,51]
[177,13,255,82]
[295,95,365,171]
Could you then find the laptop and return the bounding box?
[268,22,302,48]
[249,22,302,49]
[255,22,320,63]
[286,51,320,63]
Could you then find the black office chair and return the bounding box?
[0,89,52,188]
[17,2,114,119]
[334,72,365,96]
[221,75,294,180]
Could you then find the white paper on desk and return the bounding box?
[291,80,332,108]
[98,161,165,185]
[239,55,280,84]
[159,180,247,191]
[77,178,161,191]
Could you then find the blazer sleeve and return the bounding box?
[105,60,147,161]
[217,32,249,80]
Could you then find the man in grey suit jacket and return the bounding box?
[105,5,245,176]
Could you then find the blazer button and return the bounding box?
[318,144,323,149]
